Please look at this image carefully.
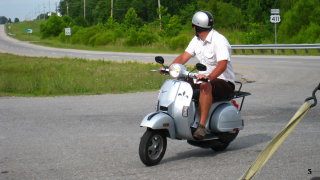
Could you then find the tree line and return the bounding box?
[0,16,20,24]
[38,0,319,48]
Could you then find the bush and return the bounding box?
[89,31,117,46]
[40,15,65,38]
[168,34,190,50]
[243,23,272,44]
[159,14,182,37]
[124,28,158,46]
[71,25,102,45]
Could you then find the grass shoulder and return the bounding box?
[0,53,169,97]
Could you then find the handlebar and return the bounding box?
[198,78,210,82]
[152,69,210,82]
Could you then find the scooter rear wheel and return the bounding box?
[211,131,239,151]
[139,129,167,166]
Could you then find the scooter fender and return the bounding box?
[140,112,176,138]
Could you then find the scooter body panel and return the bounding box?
[140,112,176,138]
[209,103,243,132]
[157,79,194,139]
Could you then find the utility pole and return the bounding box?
[158,0,161,30]
[43,3,46,19]
[66,2,69,16]
[111,0,114,18]
[55,2,57,14]
[84,0,86,19]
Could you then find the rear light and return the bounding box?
[231,100,239,109]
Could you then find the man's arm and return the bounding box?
[171,52,192,65]
[207,60,228,80]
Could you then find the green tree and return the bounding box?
[123,8,142,29]
[197,0,244,29]
[278,0,320,43]
[14,18,20,23]
[113,0,131,22]
[0,16,8,24]
[179,2,197,25]
[216,1,244,28]
[131,0,157,22]
[104,17,120,29]
[93,0,110,23]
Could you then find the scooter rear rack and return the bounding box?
[232,81,251,111]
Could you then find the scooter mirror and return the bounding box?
[196,63,207,71]
[155,56,164,65]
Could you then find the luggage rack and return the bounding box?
[232,81,251,111]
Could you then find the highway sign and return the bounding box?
[271,9,280,14]
[24,29,33,34]
[270,15,281,23]
[65,28,71,36]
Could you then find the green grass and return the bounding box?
[6,20,43,42]
[33,39,182,54]
[0,53,169,96]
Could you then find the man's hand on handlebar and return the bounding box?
[159,66,169,75]
[196,74,210,82]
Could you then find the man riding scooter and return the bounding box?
[169,10,235,139]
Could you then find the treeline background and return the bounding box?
[38,0,319,50]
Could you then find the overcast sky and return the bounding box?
[0,0,61,21]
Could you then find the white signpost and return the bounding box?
[65,28,71,36]
[270,9,280,53]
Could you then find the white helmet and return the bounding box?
[192,11,214,31]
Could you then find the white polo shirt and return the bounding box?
[185,29,235,84]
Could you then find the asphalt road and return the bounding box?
[1,24,320,180]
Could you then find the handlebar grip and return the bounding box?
[198,78,210,82]
[160,68,169,75]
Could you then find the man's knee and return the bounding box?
[200,82,212,94]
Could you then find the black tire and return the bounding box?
[139,129,167,166]
[211,131,239,151]
[210,141,230,151]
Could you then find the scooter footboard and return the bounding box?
[140,112,176,138]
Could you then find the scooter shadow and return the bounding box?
[162,133,272,164]
[229,133,273,151]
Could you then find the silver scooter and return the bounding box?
[139,56,250,166]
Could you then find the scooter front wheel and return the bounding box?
[139,129,167,166]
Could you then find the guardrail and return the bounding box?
[231,43,320,54]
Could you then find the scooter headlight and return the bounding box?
[169,64,186,78]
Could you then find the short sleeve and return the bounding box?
[214,36,231,61]
[185,36,198,57]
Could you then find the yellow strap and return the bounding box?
[240,101,312,180]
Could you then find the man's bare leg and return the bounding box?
[193,82,213,138]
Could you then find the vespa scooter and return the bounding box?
[139,56,250,166]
